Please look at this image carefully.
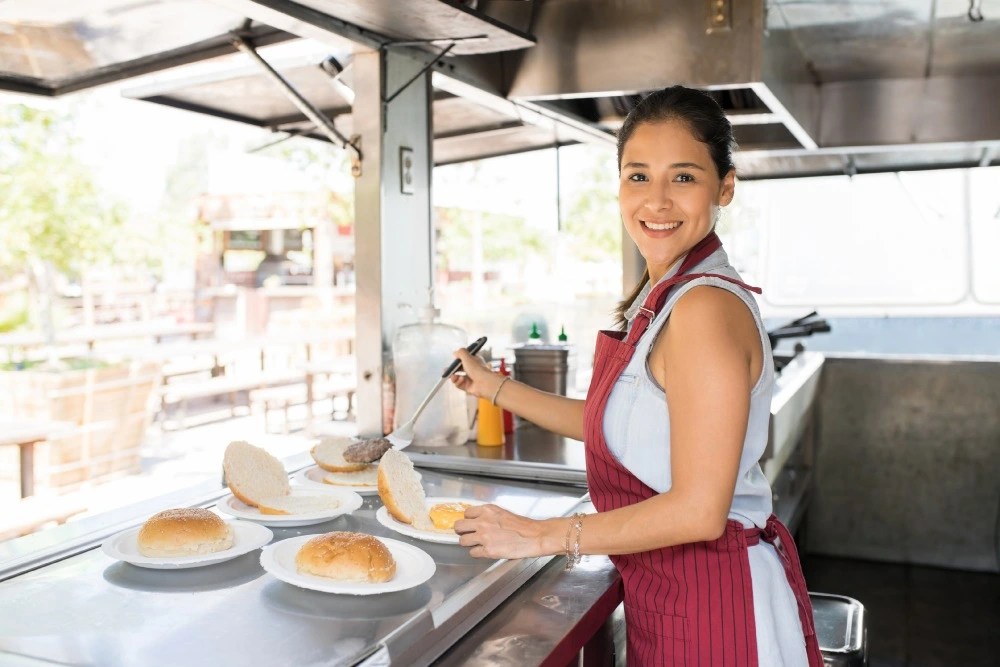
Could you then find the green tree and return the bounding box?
[0,104,125,278]
[0,103,126,342]
[560,149,622,262]
[264,136,355,229]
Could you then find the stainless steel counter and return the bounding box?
[408,423,587,485]
[0,353,835,666]
[409,352,826,491]
[0,470,588,667]
[434,550,623,667]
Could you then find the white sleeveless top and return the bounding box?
[602,245,810,666]
[603,245,774,528]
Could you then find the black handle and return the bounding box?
[441,336,488,378]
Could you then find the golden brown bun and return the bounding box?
[311,437,370,473]
[295,531,396,583]
[322,468,378,487]
[377,449,430,529]
[223,441,290,508]
[137,508,233,557]
[428,502,472,532]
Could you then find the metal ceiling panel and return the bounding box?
[211,0,534,55]
[434,124,571,166]
[736,141,1000,179]
[123,44,575,166]
[0,0,295,95]
[506,0,765,98]
[769,0,933,81]
[431,95,521,137]
[735,152,847,180]
[931,1,1000,76]
[128,59,352,128]
[769,0,1000,82]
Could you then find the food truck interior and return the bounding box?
[0,2,998,666]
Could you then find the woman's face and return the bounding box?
[618,119,735,281]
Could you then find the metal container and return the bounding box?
[812,592,869,667]
[511,344,572,396]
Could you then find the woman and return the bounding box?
[451,86,823,666]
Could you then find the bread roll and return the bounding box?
[377,449,431,529]
[428,502,472,532]
[257,495,341,515]
[137,508,233,557]
[311,437,370,473]
[323,468,378,487]
[295,531,396,583]
[223,440,290,507]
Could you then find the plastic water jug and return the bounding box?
[393,306,471,446]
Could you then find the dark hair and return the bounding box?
[613,86,737,328]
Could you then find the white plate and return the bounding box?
[375,497,482,545]
[260,535,436,595]
[101,520,273,569]
[292,464,379,495]
[215,486,363,527]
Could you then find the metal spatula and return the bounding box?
[387,336,487,450]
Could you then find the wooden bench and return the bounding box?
[250,377,357,433]
[0,494,87,542]
[159,371,304,428]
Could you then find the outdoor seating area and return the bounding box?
[0,317,357,507]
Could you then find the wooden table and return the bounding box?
[0,321,215,353]
[299,359,357,424]
[0,419,74,498]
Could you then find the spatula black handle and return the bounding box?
[441,336,488,378]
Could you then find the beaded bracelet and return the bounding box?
[564,512,585,571]
[490,375,510,406]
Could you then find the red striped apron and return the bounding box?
[583,233,824,666]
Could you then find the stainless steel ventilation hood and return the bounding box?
[1,0,998,178]
[476,0,1000,177]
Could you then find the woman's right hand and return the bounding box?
[450,348,504,400]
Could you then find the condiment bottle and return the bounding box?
[498,357,514,434]
[476,396,505,446]
[527,322,542,344]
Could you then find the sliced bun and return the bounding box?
[377,449,430,529]
[429,502,472,532]
[295,531,396,582]
[323,468,378,487]
[223,441,289,507]
[137,508,233,557]
[257,494,341,516]
[311,437,370,473]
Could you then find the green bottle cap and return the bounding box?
[558,326,568,342]
[529,323,541,340]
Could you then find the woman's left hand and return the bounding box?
[454,504,549,560]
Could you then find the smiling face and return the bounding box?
[618,119,735,282]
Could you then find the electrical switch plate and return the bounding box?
[400,146,415,195]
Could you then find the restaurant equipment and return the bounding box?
[811,593,869,667]
[511,344,573,397]
[392,302,475,446]
[388,336,487,450]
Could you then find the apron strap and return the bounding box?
[745,518,817,639]
[625,233,763,346]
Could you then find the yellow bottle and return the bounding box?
[476,397,505,446]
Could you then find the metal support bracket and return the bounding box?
[383,41,458,105]
[230,33,364,176]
